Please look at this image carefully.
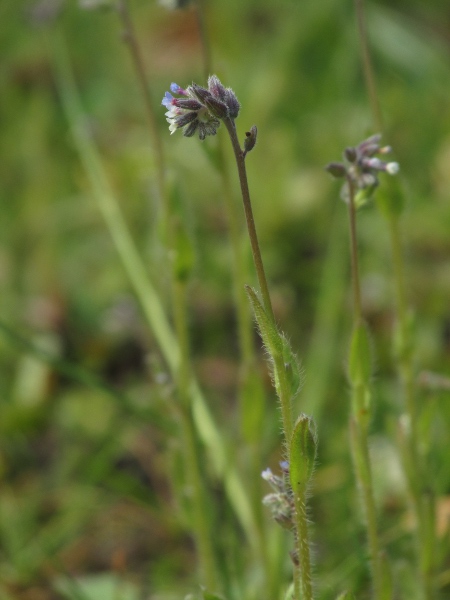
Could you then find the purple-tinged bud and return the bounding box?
[244,125,257,155]
[361,143,381,158]
[363,157,385,171]
[325,162,347,178]
[172,98,203,111]
[204,96,229,119]
[174,111,198,128]
[170,82,188,95]
[208,74,227,100]
[344,147,357,163]
[224,88,240,118]
[188,83,212,104]
[183,120,199,137]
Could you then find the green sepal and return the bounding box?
[289,414,317,492]
[348,322,372,386]
[376,175,405,219]
[281,334,303,401]
[245,285,282,360]
[354,183,377,209]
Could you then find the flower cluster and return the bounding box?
[162,75,240,140]
[261,461,295,531]
[325,134,400,205]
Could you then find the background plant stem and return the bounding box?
[116,4,220,585]
[353,0,435,594]
[346,177,384,600]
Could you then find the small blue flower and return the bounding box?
[161,83,220,140]
[170,83,187,95]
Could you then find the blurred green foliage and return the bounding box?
[1,0,450,598]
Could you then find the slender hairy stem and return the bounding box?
[346,180,384,600]
[293,489,314,600]
[223,118,275,324]
[223,117,295,447]
[346,175,363,323]
[194,0,257,450]
[350,417,382,598]
[353,0,383,132]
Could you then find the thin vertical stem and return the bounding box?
[223,118,275,326]
[293,490,314,600]
[117,0,165,201]
[114,5,220,587]
[353,0,383,132]
[346,175,363,323]
[223,120,294,452]
[353,0,434,595]
[346,180,384,600]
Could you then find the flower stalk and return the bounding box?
[352,1,436,593]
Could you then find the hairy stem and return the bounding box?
[293,489,314,600]
[346,178,384,600]
[223,118,294,446]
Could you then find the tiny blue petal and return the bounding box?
[161,91,173,107]
[170,83,180,93]
[279,461,289,471]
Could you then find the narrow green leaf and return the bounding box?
[245,285,282,360]
[281,334,303,401]
[289,414,317,492]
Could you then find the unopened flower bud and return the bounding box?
[325,162,347,178]
[224,88,240,118]
[204,96,229,119]
[188,83,212,104]
[208,74,227,100]
[244,125,257,155]
[344,147,357,163]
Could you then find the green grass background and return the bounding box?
[1,0,450,598]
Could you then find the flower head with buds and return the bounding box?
[262,462,296,531]
[325,134,400,207]
[162,75,240,141]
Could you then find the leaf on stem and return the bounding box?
[245,285,282,360]
[289,414,317,493]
